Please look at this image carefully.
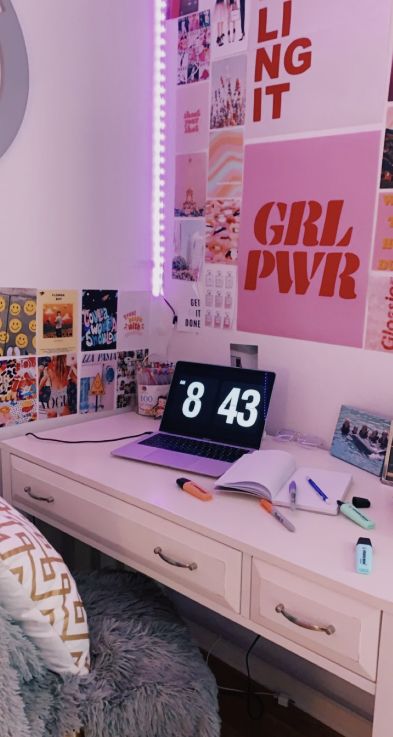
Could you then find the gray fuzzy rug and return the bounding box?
[0,569,220,737]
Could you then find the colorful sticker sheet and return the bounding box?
[0,357,37,426]
[0,288,152,428]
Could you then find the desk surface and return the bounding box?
[2,412,393,611]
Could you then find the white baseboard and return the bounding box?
[187,619,372,737]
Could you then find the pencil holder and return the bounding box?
[136,363,174,418]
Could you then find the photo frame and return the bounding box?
[381,421,393,485]
[330,404,391,476]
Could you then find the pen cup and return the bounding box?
[136,363,174,418]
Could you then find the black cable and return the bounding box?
[163,297,178,325]
[245,634,264,721]
[216,634,264,721]
[25,431,153,444]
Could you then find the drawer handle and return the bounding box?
[275,603,335,635]
[24,486,54,504]
[153,546,197,571]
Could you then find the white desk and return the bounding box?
[1,413,393,737]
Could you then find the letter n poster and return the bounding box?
[237,132,381,346]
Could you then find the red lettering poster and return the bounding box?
[237,132,381,346]
[245,0,392,138]
[372,193,393,272]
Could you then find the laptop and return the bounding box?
[111,361,276,477]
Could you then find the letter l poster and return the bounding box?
[237,132,381,346]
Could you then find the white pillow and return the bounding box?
[0,498,90,675]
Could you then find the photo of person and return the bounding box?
[205,198,240,264]
[210,55,247,128]
[172,219,205,281]
[177,10,211,85]
[330,404,391,476]
[212,0,247,57]
[174,152,207,217]
[38,353,78,419]
[42,303,73,339]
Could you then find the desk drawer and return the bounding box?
[250,559,380,681]
[10,456,242,613]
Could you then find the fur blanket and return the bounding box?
[0,570,220,737]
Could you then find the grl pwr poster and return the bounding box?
[237,132,381,346]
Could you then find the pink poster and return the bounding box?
[372,193,393,272]
[245,0,392,139]
[176,82,210,154]
[174,152,207,217]
[365,274,393,353]
[237,132,381,347]
[208,129,244,198]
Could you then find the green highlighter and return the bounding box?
[337,501,375,530]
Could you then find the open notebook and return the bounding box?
[214,449,352,515]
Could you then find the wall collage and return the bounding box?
[0,289,150,427]
[167,0,393,352]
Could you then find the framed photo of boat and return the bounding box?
[330,405,391,476]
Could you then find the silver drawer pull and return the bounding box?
[153,546,197,571]
[24,486,54,504]
[275,603,335,635]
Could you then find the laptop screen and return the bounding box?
[159,361,276,450]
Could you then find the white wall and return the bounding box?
[1,0,154,290]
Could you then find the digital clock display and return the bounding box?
[160,361,276,449]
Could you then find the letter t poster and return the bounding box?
[237,132,381,346]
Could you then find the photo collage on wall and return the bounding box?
[0,288,151,427]
[168,0,393,355]
[172,0,250,332]
[364,78,393,352]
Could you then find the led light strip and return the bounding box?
[152,0,167,297]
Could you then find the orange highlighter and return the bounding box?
[176,477,213,501]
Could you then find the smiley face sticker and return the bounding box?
[9,318,22,333]
[15,333,28,349]
[24,299,36,316]
[9,302,21,316]
[0,297,5,312]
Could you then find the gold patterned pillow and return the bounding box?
[0,498,89,675]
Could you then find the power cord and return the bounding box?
[205,634,263,720]
[205,634,292,720]
[25,431,153,444]
[163,297,178,326]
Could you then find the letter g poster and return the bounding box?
[237,133,381,346]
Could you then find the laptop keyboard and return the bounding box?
[140,434,250,463]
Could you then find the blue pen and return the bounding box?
[289,480,297,511]
[307,476,328,502]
